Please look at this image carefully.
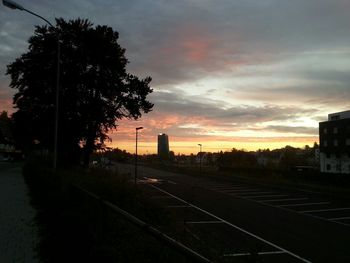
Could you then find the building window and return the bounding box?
[326,164,331,171]
[324,140,328,147]
[333,127,338,134]
[334,140,338,146]
[346,138,350,146]
[323,128,327,134]
[326,153,331,158]
[336,164,341,171]
[331,115,340,121]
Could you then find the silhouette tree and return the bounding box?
[7,18,153,166]
[0,111,13,145]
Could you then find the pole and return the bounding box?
[53,37,60,169]
[198,144,202,176]
[2,1,60,169]
[135,127,143,184]
[135,129,138,184]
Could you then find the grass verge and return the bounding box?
[22,157,193,262]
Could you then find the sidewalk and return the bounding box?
[0,163,39,262]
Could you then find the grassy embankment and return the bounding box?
[23,158,193,263]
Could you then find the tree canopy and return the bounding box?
[7,18,153,165]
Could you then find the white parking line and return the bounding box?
[150,184,311,263]
[247,195,288,199]
[223,250,286,257]
[264,198,309,202]
[302,207,350,213]
[186,221,224,224]
[329,217,350,221]
[280,202,330,207]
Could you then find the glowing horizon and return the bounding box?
[107,130,319,155]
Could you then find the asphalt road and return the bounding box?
[117,163,350,263]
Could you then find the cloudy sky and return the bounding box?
[1,0,350,154]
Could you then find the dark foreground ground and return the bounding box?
[117,163,350,263]
[9,158,350,262]
[0,162,39,262]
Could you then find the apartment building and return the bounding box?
[319,110,350,174]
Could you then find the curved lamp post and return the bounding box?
[3,0,61,169]
[135,127,143,184]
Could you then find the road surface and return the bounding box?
[117,163,350,262]
[0,162,39,262]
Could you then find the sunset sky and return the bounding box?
[1,0,350,154]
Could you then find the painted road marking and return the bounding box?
[280,202,330,207]
[263,198,309,202]
[186,221,224,224]
[150,184,312,263]
[302,207,350,213]
[247,195,289,199]
[329,217,350,221]
[223,250,286,257]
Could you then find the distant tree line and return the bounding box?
[215,144,319,170]
[95,143,319,172]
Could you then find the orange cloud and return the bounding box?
[106,111,319,155]
[181,36,212,63]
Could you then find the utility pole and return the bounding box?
[3,0,61,169]
[198,144,202,176]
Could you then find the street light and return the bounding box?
[3,0,61,169]
[198,144,202,176]
[135,127,143,184]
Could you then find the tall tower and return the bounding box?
[158,133,169,159]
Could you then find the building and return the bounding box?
[319,110,350,174]
[157,133,169,159]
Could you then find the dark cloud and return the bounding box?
[266,125,318,135]
[1,0,349,142]
[151,90,319,125]
[231,80,350,106]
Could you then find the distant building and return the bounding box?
[319,110,350,174]
[157,133,169,159]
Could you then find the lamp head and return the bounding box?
[136,127,143,131]
[2,0,24,10]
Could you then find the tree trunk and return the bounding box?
[83,137,94,168]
